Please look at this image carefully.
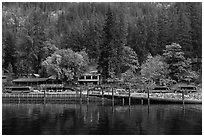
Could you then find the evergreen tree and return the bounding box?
[98,7,115,80]
[2,31,16,73]
[133,16,148,64]
[98,6,128,80]
[163,43,190,82]
[81,14,103,60]
[16,8,47,74]
[187,2,202,71]
[122,46,140,74]
[109,6,128,78]
[174,3,193,58]
[157,5,171,54]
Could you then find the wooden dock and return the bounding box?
[2,93,201,105]
[90,94,202,104]
[2,93,112,104]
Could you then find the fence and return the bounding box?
[2,93,112,104]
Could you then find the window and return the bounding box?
[11,87,30,91]
[92,76,98,79]
[181,87,196,90]
[86,76,91,79]
[79,76,85,79]
[153,87,168,90]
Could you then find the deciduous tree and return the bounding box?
[42,49,89,82]
[141,54,168,83]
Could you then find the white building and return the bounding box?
[78,70,101,85]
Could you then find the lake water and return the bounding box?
[2,103,202,135]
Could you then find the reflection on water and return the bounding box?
[2,103,202,135]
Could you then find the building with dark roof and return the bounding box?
[78,67,101,85]
[12,77,62,87]
[2,68,9,83]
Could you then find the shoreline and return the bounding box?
[2,92,202,104]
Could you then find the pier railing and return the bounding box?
[2,93,113,104]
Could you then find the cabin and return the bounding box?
[78,71,101,85]
[2,68,9,83]
[2,68,13,85]
[78,64,101,86]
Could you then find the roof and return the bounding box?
[82,65,100,76]
[33,74,40,77]
[18,73,40,78]
[7,86,32,88]
[2,68,9,73]
[82,73,100,76]
[48,75,57,79]
[154,86,169,88]
[13,78,50,82]
[178,85,197,88]
[2,75,7,78]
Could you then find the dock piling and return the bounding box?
[112,87,114,104]
[18,94,20,103]
[43,91,46,104]
[87,87,89,103]
[80,89,82,103]
[141,99,143,105]
[102,86,104,104]
[122,98,125,105]
[128,88,131,106]
[182,89,185,105]
[147,87,150,105]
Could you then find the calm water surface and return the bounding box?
[2,103,202,135]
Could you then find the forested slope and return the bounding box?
[2,2,202,83]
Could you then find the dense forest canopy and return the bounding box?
[2,2,202,84]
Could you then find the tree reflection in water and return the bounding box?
[2,103,202,135]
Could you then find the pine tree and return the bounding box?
[175,3,192,58]
[98,6,128,81]
[2,31,16,73]
[187,2,202,71]
[110,6,128,78]
[163,43,190,82]
[157,5,171,54]
[16,7,47,74]
[98,6,114,81]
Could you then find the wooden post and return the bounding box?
[148,103,150,114]
[141,98,143,105]
[80,89,82,103]
[128,104,131,116]
[122,98,125,106]
[18,94,20,103]
[102,86,104,104]
[43,90,46,104]
[87,87,89,103]
[112,98,114,113]
[147,87,150,105]
[74,89,77,102]
[128,87,131,106]
[182,89,185,105]
[112,87,114,104]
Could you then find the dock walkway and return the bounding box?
[2,93,201,104]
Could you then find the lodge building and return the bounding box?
[12,70,101,88]
[78,72,101,85]
[12,77,62,87]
